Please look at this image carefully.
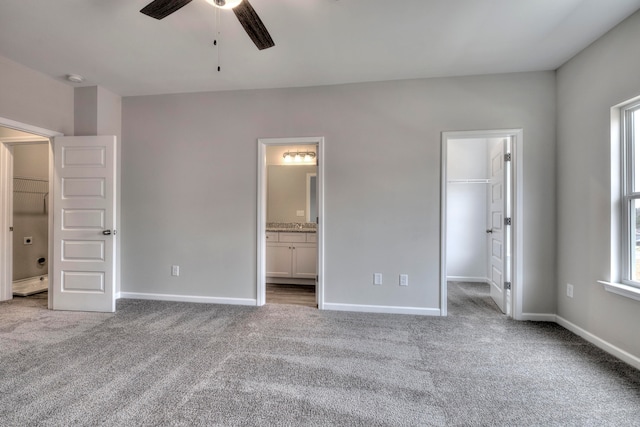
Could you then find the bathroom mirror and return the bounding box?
[306,173,317,223]
[267,165,316,223]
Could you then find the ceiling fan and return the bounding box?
[140,0,275,50]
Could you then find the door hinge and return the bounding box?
[504,217,512,226]
[504,153,512,162]
[504,281,512,290]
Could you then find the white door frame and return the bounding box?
[0,116,63,307]
[440,129,524,319]
[257,136,325,308]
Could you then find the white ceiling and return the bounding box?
[1,0,639,97]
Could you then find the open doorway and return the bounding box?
[11,141,50,297]
[257,137,325,309]
[0,122,56,307]
[440,130,523,319]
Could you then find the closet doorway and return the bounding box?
[440,130,523,319]
[257,137,325,308]
[0,125,51,303]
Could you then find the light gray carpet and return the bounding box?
[1,282,639,426]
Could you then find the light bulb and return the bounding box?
[304,154,312,162]
[294,153,302,162]
[283,154,292,163]
[206,0,242,10]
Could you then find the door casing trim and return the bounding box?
[440,129,524,319]
[257,136,325,308]
[0,116,62,308]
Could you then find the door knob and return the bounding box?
[103,230,114,235]
[486,229,493,234]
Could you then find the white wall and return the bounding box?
[446,138,489,281]
[557,10,640,359]
[122,71,556,313]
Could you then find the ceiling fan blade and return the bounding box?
[140,0,193,19]
[233,0,275,50]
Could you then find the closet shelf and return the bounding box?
[13,176,49,195]
[447,179,490,184]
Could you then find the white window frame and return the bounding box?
[600,99,640,301]
[621,101,640,289]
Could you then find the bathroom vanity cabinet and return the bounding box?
[266,232,317,283]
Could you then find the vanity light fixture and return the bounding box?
[283,150,316,163]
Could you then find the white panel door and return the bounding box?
[488,139,511,314]
[52,136,116,312]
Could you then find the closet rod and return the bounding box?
[14,176,48,182]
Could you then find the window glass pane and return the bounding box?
[633,109,640,191]
[631,199,640,282]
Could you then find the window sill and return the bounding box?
[597,281,640,302]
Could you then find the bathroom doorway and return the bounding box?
[257,137,325,308]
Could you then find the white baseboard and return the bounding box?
[323,302,441,316]
[520,313,557,322]
[556,315,640,370]
[447,276,489,283]
[119,292,257,306]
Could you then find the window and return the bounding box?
[621,101,640,288]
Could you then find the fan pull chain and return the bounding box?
[214,6,221,72]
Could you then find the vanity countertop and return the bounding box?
[266,222,316,233]
[266,227,316,233]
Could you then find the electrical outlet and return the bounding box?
[567,283,574,298]
[400,274,409,286]
[373,273,382,285]
[171,265,180,277]
[296,210,305,217]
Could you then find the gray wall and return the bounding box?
[12,144,49,280]
[557,10,640,357]
[0,55,73,135]
[122,71,556,312]
[74,86,122,140]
